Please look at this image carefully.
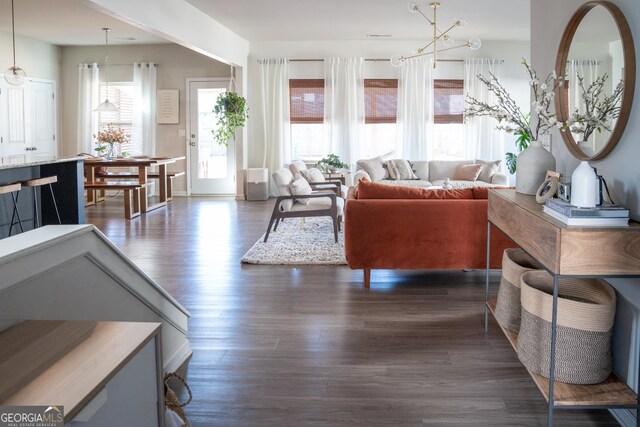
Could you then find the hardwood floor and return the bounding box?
[85,196,619,426]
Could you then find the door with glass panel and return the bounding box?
[188,79,235,195]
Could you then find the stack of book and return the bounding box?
[543,198,630,226]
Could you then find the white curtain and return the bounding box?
[567,59,601,149]
[133,63,157,156]
[324,58,365,169]
[77,63,99,155]
[463,58,505,163]
[396,57,434,160]
[257,59,290,195]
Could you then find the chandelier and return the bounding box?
[391,1,481,68]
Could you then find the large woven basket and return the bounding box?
[494,248,541,333]
[517,271,616,384]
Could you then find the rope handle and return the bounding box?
[164,372,192,408]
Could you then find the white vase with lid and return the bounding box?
[515,140,556,195]
[570,161,597,208]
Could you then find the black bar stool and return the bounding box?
[10,176,61,234]
[1,182,24,237]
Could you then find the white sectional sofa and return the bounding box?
[354,158,509,189]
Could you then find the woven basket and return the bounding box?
[517,271,616,384]
[494,248,541,333]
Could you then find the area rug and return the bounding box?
[241,217,347,265]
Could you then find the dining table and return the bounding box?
[84,156,185,213]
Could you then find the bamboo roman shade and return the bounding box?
[434,79,464,124]
[289,79,324,124]
[365,79,398,124]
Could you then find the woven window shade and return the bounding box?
[434,79,464,124]
[290,79,324,124]
[365,79,398,124]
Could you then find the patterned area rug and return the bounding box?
[241,217,346,265]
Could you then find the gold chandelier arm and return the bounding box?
[402,43,472,61]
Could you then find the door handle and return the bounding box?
[189,141,196,147]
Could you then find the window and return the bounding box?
[433,79,465,159]
[364,79,397,158]
[98,83,137,154]
[289,79,326,160]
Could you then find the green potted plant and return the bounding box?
[316,154,349,173]
[212,91,248,147]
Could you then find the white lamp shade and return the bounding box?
[94,99,119,112]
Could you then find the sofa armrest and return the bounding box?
[354,170,371,185]
[491,172,509,185]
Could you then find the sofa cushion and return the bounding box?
[412,161,429,181]
[376,179,433,188]
[357,156,388,181]
[431,179,496,189]
[300,167,325,183]
[289,160,308,177]
[357,181,474,199]
[429,160,473,181]
[453,163,483,181]
[476,159,502,183]
[290,176,312,204]
[272,168,295,211]
[384,159,418,180]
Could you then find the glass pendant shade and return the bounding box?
[4,66,26,86]
[469,38,482,50]
[94,99,119,112]
[390,55,404,68]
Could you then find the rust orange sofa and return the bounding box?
[344,182,516,288]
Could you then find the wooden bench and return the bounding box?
[84,181,152,219]
[94,171,185,200]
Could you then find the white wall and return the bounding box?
[247,39,530,169]
[532,1,640,424]
[60,43,230,194]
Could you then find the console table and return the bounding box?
[485,189,640,426]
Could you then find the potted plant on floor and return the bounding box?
[212,91,248,147]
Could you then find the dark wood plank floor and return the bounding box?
[85,196,619,426]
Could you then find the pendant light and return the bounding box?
[94,28,119,112]
[4,0,27,86]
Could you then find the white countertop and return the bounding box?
[0,156,84,171]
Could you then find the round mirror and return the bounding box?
[555,1,636,160]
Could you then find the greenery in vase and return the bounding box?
[212,91,248,147]
[464,59,564,173]
[564,74,623,142]
[316,154,349,173]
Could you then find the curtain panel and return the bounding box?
[77,63,99,155]
[133,63,157,157]
[324,58,365,169]
[462,58,505,164]
[396,57,434,161]
[257,59,290,195]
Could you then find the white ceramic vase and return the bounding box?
[515,140,556,195]
[570,161,597,208]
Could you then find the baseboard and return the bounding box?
[611,408,635,427]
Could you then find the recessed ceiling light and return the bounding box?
[367,34,392,38]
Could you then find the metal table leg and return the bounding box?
[547,274,560,426]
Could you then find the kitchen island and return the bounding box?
[0,157,85,237]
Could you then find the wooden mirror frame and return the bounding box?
[554,1,636,161]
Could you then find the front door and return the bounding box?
[187,79,235,195]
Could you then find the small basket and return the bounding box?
[494,248,541,333]
[517,271,616,384]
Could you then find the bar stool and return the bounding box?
[10,176,61,234]
[1,182,24,237]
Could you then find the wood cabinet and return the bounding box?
[486,189,640,426]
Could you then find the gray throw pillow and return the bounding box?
[384,159,418,180]
[476,160,502,183]
[300,167,326,183]
[289,177,312,204]
[356,156,387,182]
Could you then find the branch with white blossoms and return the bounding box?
[563,74,622,141]
[464,59,565,141]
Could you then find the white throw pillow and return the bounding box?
[356,156,387,181]
[384,159,418,180]
[300,167,326,183]
[290,177,312,204]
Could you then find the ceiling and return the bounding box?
[1,0,530,47]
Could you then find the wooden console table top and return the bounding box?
[488,189,640,276]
